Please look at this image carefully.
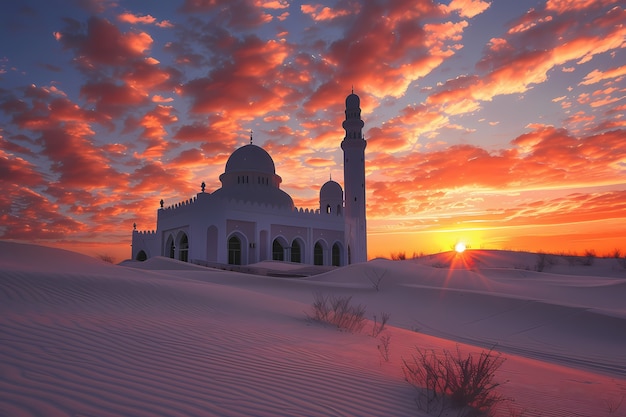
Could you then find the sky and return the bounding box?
[1,0,625,262]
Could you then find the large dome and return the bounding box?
[225,144,275,174]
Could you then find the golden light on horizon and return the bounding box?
[455,241,467,253]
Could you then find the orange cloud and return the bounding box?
[300,4,355,21]
[580,64,626,85]
[445,0,491,18]
[55,17,153,67]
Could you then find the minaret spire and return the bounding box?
[341,91,367,264]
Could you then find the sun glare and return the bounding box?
[455,242,466,253]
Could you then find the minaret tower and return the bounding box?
[341,91,367,263]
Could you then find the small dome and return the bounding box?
[346,93,360,109]
[225,144,275,175]
[320,180,343,200]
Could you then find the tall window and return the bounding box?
[167,237,175,259]
[228,236,241,265]
[272,239,284,261]
[332,243,341,267]
[291,240,301,263]
[179,233,189,262]
[314,242,323,266]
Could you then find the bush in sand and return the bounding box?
[402,346,506,416]
[308,292,367,333]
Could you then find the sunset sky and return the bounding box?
[1,0,625,261]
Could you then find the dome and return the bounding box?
[346,93,360,109]
[212,185,294,209]
[320,180,343,200]
[225,144,275,175]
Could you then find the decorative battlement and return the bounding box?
[156,193,343,219]
[162,196,198,211]
[133,230,156,235]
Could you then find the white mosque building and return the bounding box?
[131,92,367,267]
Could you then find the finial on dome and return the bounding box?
[250,129,253,144]
[351,85,354,94]
[329,172,332,181]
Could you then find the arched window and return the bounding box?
[332,243,341,267]
[228,236,241,265]
[179,233,189,262]
[314,242,323,266]
[272,239,284,261]
[326,204,331,214]
[291,240,301,263]
[136,250,147,261]
[166,235,175,259]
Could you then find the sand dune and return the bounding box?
[1,241,625,416]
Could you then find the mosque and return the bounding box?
[131,92,367,267]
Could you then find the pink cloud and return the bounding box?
[364,125,626,219]
[430,4,626,116]
[545,0,617,14]
[580,64,626,85]
[55,17,153,67]
[118,12,174,28]
[300,4,355,21]
[118,12,157,25]
[445,0,491,18]
[81,81,148,118]
[0,150,45,187]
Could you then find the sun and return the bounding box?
[455,241,466,253]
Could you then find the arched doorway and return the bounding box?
[136,250,147,261]
[332,243,341,266]
[166,235,175,258]
[178,233,189,262]
[272,239,284,261]
[291,239,301,263]
[314,242,323,266]
[228,235,241,265]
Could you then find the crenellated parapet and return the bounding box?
[133,230,157,235]
[162,196,198,211]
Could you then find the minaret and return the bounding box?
[341,91,367,263]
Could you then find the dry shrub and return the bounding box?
[403,346,506,416]
[308,292,366,333]
[98,254,115,264]
[377,334,391,362]
[371,312,390,337]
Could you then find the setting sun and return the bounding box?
[455,242,467,253]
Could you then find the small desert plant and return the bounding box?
[377,334,391,362]
[366,268,387,291]
[308,292,366,333]
[606,394,624,415]
[582,249,596,266]
[371,312,390,337]
[535,252,557,272]
[98,254,115,264]
[402,345,506,416]
[391,251,407,260]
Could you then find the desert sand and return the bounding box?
[1,241,625,416]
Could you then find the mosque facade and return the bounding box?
[131,93,367,267]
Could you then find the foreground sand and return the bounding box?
[1,241,625,416]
